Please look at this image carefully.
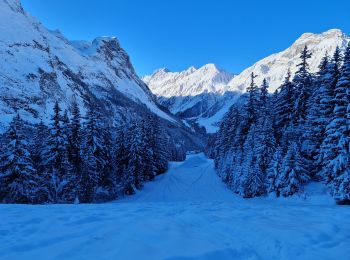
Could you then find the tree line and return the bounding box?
[0,100,168,204]
[214,44,350,204]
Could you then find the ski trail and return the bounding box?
[123,153,234,203]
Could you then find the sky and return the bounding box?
[21,0,350,76]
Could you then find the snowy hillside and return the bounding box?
[0,0,174,131]
[143,64,237,133]
[1,154,349,259]
[144,29,350,133]
[227,29,350,93]
[143,64,234,98]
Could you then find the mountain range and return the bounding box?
[144,29,350,133]
[1,0,349,137]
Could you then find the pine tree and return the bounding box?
[68,98,82,202]
[98,120,116,201]
[81,102,105,202]
[275,142,310,197]
[32,119,49,203]
[151,116,168,175]
[115,123,129,194]
[239,124,266,197]
[302,53,330,176]
[43,102,72,203]
[292,45,313,127]
[141,118,156,181]
[60,109,75,202]
[274,69,295,143]
[32,120,48,175]
[321,45,349,183]
[259,78,269,110]
[255,116,276,176]
[255,79,276,175]
[318,47,344,181]
[0,115,38,203]
[246,72,259,126]
[266,147,284,194]
[328,43,350,203]
[126,119,145,192]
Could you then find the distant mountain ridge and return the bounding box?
[144,29,350,133]
[143,64,235,98]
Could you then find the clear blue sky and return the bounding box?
[22,0,350,76]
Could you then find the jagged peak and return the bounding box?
[153,68,171,75]
[321,28,344,37]
[296,29,346,44]
[185,66,196,74]
[199,63,219,72]
[70,36,122,57]
[93,36,118,44]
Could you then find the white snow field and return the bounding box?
[1,153,350,260]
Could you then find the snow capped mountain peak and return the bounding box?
[143,64,236,133]
[0,0,176,130]
[199,63,218,72]
[294,29,346,47]
[152,67,171,76]
[143,63,235,98]
[145,29,350,133]
[227,28,350,93]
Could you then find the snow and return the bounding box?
[144,29,350,133]
[227,29,350,93]
[143,64,238,132]
[1,153,349,260]
[143,63,235,98]
[0,0,174,128]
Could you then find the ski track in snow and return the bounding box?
[1,153,350,260]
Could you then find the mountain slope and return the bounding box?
[0,0,174,130]
[227,29,350,93]
[145,29,350,133]
[143,64,237,133]
[143,64,234,99]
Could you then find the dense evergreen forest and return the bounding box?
[0,100,170,204]
[214,44,350,204]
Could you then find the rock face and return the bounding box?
[144,29,350,133]
[0,0,175,131]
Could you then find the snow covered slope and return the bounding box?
[227,29,350,93]
[145,29,350,133]
[143,64,234,98]
[1,153,349,259]
[0,0,174,131]
[143,64,237,133]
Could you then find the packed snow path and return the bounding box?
[1,154,350,260]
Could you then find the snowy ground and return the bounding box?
[1,153,350,260]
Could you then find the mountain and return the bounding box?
[0,0,203,154]
[144,29,350,133]
[0,0,172,126]
[143,64,237,133]
[143,64,234,98]
[227,29,350,93]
